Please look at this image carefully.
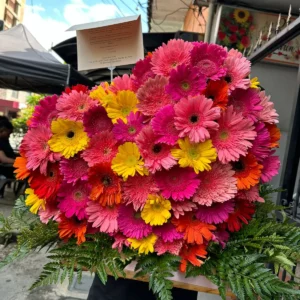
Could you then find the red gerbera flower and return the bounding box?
[204,79,229,110]
[64,84,89,95]
[179,244,208,272]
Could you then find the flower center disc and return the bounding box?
[232,161,244,171]
[238,11,245,18]
[181,82,190,91]
[219,131,229,140]
[128,126,136,134]
[67,131,75,138]
[152,144,162,154]
[190,115,199,124]
[125,155,138,167]
[102,175,112,187]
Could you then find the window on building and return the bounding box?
[11,90,19,99]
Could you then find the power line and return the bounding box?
[151,7,188,26]
[119,0,148,25]
[110,0,126,17]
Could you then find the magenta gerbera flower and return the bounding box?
[193,162,237,206]
[58,181,90,220]
[151,105,180,146]
[83,106,113,137]
[82,130,118,167]
[117,204,152,239]
[56,90,97,121]
[153,222,183,242]
[122,174,159,211]
[258,91,279,124]
[171,201,197,219]
[224,48,251,92]
[39,201,61,224]
[190,43,227,80]
[196,201,234,224]
[212,230,229,249]
[211,106,257,163]
[155,166,200,201]
[155,239,183,256]
[109,74,133,94]
[86,201,119,233]
[237,186,264,203]
[165,64,207,101]
[229,89,263,122]
[174,95,220,143]
[136,125,176,173]
[112,233,130,252]
[22,126,60,175]
[261,151,280,183]
[137,75,173,116]
[113,112,144,143]
[151,39,193,76]
[30,95,59,128]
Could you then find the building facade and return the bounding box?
[0,0,26,30]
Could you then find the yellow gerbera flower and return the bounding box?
[141,194,171,226]
[128,233,158,255]
[250,77,260,89]
[89,84,116,108]
[106,90,138,123]
[48,118,90,159]
[111,142,148,180]
[233,9,250,24]
[25,188,45,214]
[171,137,217,173]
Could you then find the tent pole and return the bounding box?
[66,64,71,87]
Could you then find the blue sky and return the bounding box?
[24,0,148,49]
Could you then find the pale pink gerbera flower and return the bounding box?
[81,130,118,167]
[193,162,237,206]
[83,106,113,137]
[86,201,119,233]
[153,222,183,242]
[109,74,133,94]
[174,95,220,143]
[196,201,234,224]
[258,91,279,124]
[60,156,88,185]
[136,125,176,173]
[237,186,264,203]
[171,201,197,219]
[155,166,200,201]
[211,106,257,163]
[22,126,60,175]
[229,89,263,122]
[58,181,90,220]
[113,112,144,143]
[39,201,61,224]
[117,204,152,239]
[165,64,207,101]
[30,95,59,128]
[112,233,130,252]
[122,174,159,211]
[224,48,251,92]
[151,39,193,76]
[155,239,183,256]
[190,43,227,80]
[261,151,280,183]
[151,105,180,146]
[137,75,173,116]
[56,90,97,121]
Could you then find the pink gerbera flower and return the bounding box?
[39,201,61,224]
[136,125,177,173]
[86,201,119,233]
[261,151,280,183]
[109,74,133,94]
[83,106,113,137]
[190,43,227,80]
[196,201,235,224]
[112,233,130,252]
[22,126,60,175]
[30,95,59,128]
[174,95,220,143]
[165,64,207,101]
[137,75,173,116]
[211,106,257,163]
[59,156,88,185]
[153,222,183,242]
[151,105,180,145]
[117,204,152,239]
[58,181,90,220]
[151,39,193,76]
[122,174,159,210]
[229,89,263,122]
[56,90,97,121]
[224,48,251,92]
[258,91,279,124]
[249,122,271,161]
[82,130,118,167]
[155,166,200,201]
[155,239,183,256]
[171,201,197,219]
[237,186,264,203]
[113,112,144,142]
[193,162,237,206]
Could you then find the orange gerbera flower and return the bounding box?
[88,164,121,206]
[232,154,263,190]
[179,244,208,272]
[265,123,280,148]
[204,79,229,110]
[58,214,87,245]
[173,214,216,244]
[14,154,32,181]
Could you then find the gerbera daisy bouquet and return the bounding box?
[3,40,300,300]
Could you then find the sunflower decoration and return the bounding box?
[233,8,250,24]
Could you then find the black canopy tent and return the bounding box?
[0,24,94,94]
